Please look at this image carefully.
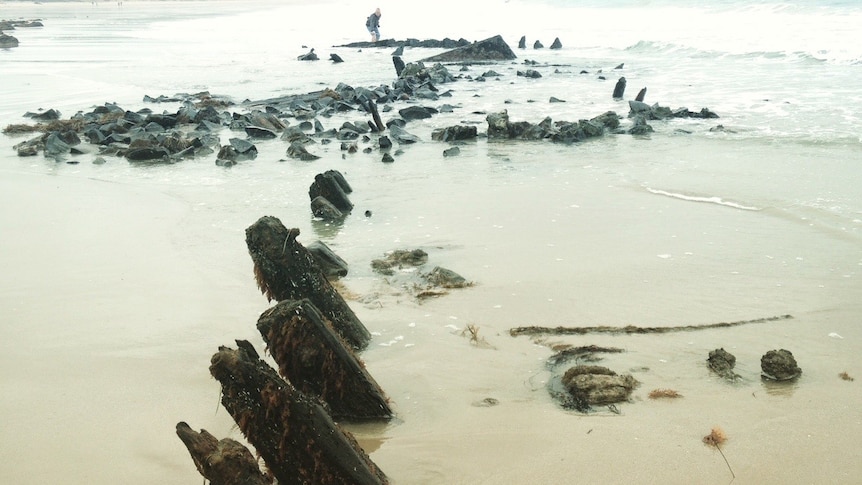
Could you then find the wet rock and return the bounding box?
[309,171,352,213]
[517,69,542,79]
[420,35,516,63]
[0,32,19,48]
[431,125,477,142]
[244,125,277,139]
[707,348,739,381]
[306,240,349,278]
[442,146,460,157]
[398,105,435,121]
[329,53,344,63]
[518,35,526,49]
[613,77,627,99]
[627,115,654,135]
[761,349,802,381]
[533,40,543,49]
[388,125,419,144]
[310,196,344,220]
[371,249,428,276]
[422,266,471,288]
[550,37,562,49]
[561,365,639,408]
[297,48,318,61]
[24,108,61,121]
[381,152,395,163]
[287,141,320,161]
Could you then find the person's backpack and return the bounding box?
[366,16,372,27]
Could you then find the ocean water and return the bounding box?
[1,1,861,484]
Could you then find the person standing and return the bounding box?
[366,8,382,42]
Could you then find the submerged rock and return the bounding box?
[561,365,639,410]
[707,348,739,381]
[761,349,802,381]
[420,35,516,63]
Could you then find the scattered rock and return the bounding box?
[561,365,639,410]
[761,349,802,381]
[420,35,516,63]
[707,348,739,381]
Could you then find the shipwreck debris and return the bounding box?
[175,422,271,485]
[245,215,371,349]
[209,344,389,485]
[257,299,393,420]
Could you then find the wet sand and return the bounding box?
[1,137,860,484]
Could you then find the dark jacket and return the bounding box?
[366,13,380,29]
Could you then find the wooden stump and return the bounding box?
[309,172,353,213]
[175,422,271,485]
[257,299,393,421]
[209,344,389,485]
[245,215,371,350]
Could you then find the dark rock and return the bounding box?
[423,266,470,288]
[244,125,277,139]
[324,169,352,194]
[431,125,477,142]
[517,69,542,78]
[371,249,428,275]
[24,108,61,121]
[612,77,626,99]
[550,37,562,49]
[707,348,739,381]
[561,365,638,407]
[442,147,460,157]
[126,146,170,162]
[420,35,516,63]
[330,53,344,63]
[549,96,566,103]
[635,87,647,102]
[311,196,344,220]
[378,135,392,149]
[43,132,71,157]
[381,153,395,163]
[388,125,419,144]
[286,141,320,161]
[518,35,526,49]
[392,55,406,77]
[627,115,653,135]
[229,137,258,160]
[391,46,404,56]
[309,172,352,213]
[297,48,318,61]
[533,40,543,49]
[615,63,624,70]
[0,33,19,48]
[761,349,802,381]
[307,240,349,278]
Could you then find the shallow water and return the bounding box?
[1,1,861,484]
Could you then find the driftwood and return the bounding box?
[257,299,393,420]
[245,215,371,349]
[510,314,793,337]
[175,422,271,485]
[210,344,389,485]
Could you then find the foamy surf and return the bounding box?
[646,187,761,211]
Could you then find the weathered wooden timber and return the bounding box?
[209,344,388,485]
[175,422,271,485]
[245,215,371,349]
[257,299,393,420]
